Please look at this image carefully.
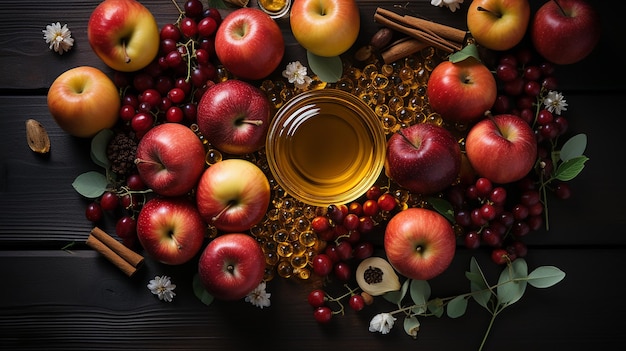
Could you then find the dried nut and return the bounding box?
[369,27,394,49]
[354,45,374,61]
[25,119,51,154]
[356,256,401,296]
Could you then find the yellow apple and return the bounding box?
[290,0,360,57]
[47,66,120,138]
[467,0,530,51]
[87,0,160,72]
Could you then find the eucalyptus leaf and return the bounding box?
[306,51,343,83]
[448,43,480,63]
[384,278,410,305]
[90,129,113,169]
[559,133,587,162]
[468,258,491,309]
[403,316,420,339]
[554,156,589,181]
[427,298,444,317]
[446,295,468,318]
[496,259,528,306]
[527,266,566,288]
[428,197,454,223]
[192,274,214,306]
[410,279,431,307]
[72,171,108,199]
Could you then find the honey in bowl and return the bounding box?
[266,89,386,207]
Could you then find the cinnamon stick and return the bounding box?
[91,227,144,268]
[374,7,465,53]
[381,38,429,64]
[86,227,144,277]
[86,235,138,277]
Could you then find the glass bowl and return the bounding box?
[266,89,386,207]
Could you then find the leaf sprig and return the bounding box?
[379,257,565,350]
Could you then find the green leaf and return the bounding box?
[468,257,491,308]
[192,274,214,306]
[409,279,431,307]
[72,171,108,199]
[403,316,420,339]
[90,129,113,169]
[384,278,409,305]
[496,259,528,306]
[306,51,343,83]
[449,43,480,63]
[527,266,566,288]
[427,298,444,317]
[560,133,587,162]
[446,296,468,318]
[207,0,227,9]
[428,197,455,223]
[554,156,589,181]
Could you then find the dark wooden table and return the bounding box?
[1,1,624,350]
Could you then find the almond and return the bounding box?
[25,119,51,154]
[369,27,394,49]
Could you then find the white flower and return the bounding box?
[245,281,271,309]
[543,90,568,115]
[368,313,397,334]
[282,61,313,90]
[42,22,74,55]
[147,275,176,302]
[431,0,464,12]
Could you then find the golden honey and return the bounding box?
[266,89,386,207]
[257,0,291,18]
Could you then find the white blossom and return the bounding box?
[245,281,271,309]
[369,313,397,334]
[431,0,464,12]
[147,275,176,302]
[543,90,568,115]
[282,61,313,90]
[42,22,74,55]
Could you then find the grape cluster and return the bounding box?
[114,0,224,139]
[308,185,400,282]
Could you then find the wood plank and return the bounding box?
[1,248,623,350]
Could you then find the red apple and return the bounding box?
[384,208,456,281]
[467,0,530,51]
[196,159,271,232]
[87,0,160,72]
[136,197,206,265]
[427,58,497,124]
[196,80,271,155]
[197,233,266,301]
[134,123,206,197]
[385,123,461,195]
[465,114,538,184]
[47,66,120,138]
[214,8,284,80]
[290,0,360,57]
[531,0,601,65]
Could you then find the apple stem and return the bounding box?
[477,6,502,18]
[484,110,504,136]
[211,201,234,223]
[552,0,566,16]
[122,41,131,64]
[241,119,264,126]
[134,158,163,167]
